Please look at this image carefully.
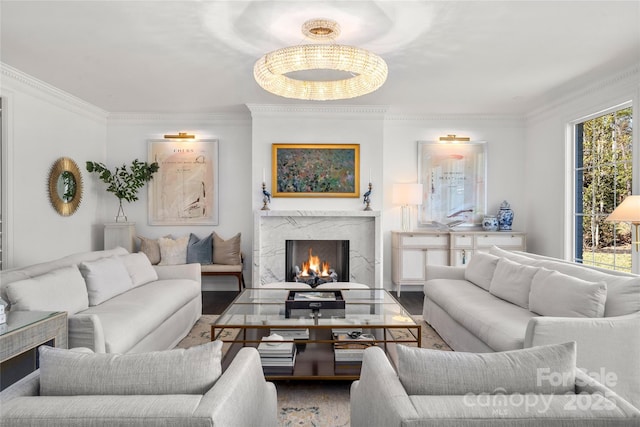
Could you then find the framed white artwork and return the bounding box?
[148,139,219,225]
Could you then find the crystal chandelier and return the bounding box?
[254,19,388,101]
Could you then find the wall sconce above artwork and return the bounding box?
[439,134,471,143]
[163,132,196,139]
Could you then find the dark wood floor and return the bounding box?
[202,291,424,315]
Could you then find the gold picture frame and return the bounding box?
[272,143,360,198]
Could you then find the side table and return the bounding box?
[0,311,68,390]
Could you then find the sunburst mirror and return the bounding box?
[48,157,83,216]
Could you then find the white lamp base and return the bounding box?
[401,205,411,231]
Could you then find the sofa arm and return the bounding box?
[350,346,418,427]
[153,263,201,283]
[193,347,277,427]
[525,313,640,409]
[68,314,106,353]
[425,264,466,282]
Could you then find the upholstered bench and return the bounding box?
[201,263,245,291]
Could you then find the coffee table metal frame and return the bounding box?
[211,288,420,380]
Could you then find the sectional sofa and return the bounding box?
[0,247,201,353]
[422,246,640,408]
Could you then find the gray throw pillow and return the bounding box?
[39,340,223,396]
[137,235,163,265]
[464,251,500,291]
[212,232,242,265]
[489,257,539,308]
[187,233,213,264]
[397,342,577,396]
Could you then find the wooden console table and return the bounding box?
[391,230,527,295]
[0,311,68,390]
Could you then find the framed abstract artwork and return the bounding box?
[272,143,360,198]
[148,139,219,225]
[418,140,487,227]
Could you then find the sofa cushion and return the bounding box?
[528,258,640,317]
[213,232,242,265]
[158,236,189,265]
[5,265,89,314]
[397,341,576,396]
[529,268,607,317]
[489,245,536,264]
[78,278,201,353]
[137,235,163,265]
[79,256,134,306]
[425,279,535,351]
[119,253,158,288]
[489,258,539,309]
[186,233,213,265]
[464,251,500,291]
[39,340,222,396]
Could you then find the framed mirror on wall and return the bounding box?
[418,140,487,227]
[48,157,83,217]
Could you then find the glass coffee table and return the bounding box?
[212,288,420,380]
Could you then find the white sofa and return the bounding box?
[422,246,640,408]
[0,342,278,427]
[0,247,202,353]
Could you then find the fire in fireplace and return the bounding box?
[285,240,349,286]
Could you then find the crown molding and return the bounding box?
[107,111,251,124]
[526,63,640,123]
[384,113,525,127]
[0,63,107,123]
[246,104,389,118]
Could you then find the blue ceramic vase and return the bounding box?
[497,200,514,231]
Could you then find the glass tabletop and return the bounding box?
[0,311,62,337]
[214,288,416,328]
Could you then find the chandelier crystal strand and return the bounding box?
[254,19,388,101]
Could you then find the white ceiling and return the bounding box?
[2,1,639,115]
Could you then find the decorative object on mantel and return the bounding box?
[393,183,423,231]
[482,215,499,231]
[261,184,271,211]
[606,195,640,251]
[363,182,372,211]
[497,200,514,231]
[86,159,159,222]
[254,18,387,101]
[48,157,83,216]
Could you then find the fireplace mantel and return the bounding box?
[253,210,381,287]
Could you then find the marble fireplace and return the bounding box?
[253,210,381,287]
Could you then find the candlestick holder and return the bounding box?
[363,182,372,211]
[261,182,271,211]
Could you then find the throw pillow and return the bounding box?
[39,340,223,396]
[137,235,163,265]
[489,245,536,265]
[464,251,500,291]
[187,233,213,264]
[119,253,159,288]
[397,341,576,396]
[212,232,242,265]
[489,258,539,309]
[5,265,89,314]
[529,268,607,317]
[79,256,134,306]
[158,235,189,265]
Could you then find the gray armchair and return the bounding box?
[1,345,277,427]
[351,345,640,427]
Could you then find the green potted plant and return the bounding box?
[86,159,159,222]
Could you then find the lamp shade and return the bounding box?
[606,195,640,222]
[392,183,423,206]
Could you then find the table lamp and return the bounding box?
[393,183,423,231]
[606,195,640,251]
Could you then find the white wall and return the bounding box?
[105,113,252,289]
[1,65,107,268]
[524,64,640,272]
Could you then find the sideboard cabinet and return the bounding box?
[391,230,526,295]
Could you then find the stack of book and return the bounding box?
[269,328,310,340]
[332,329,375,363]
[257,337,297,370]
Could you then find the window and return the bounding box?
[574,105,633,272]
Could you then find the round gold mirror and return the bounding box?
[48,157,83,216]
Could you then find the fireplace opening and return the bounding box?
[285,240,349,286]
